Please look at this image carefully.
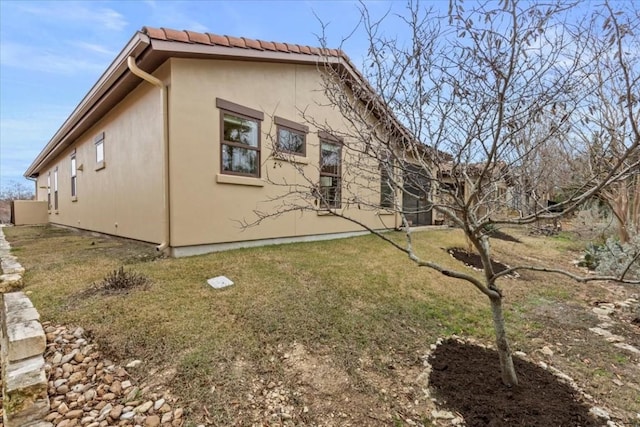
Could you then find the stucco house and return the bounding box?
[25,27,436,257]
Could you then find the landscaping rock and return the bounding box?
[593,306,614,317]
[431,410,455,419]
[145,415,161,427]
[541,346,554,356]
[135,401,153,414]
[614,342,640,355]
[40,322,183,427]
[590,406,611,420]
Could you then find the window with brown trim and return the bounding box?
[95,132,105,170]
[319,135,342,209]
[70,150,77,199]
[380,164,394,208]
[53,167,59,210]
[47,172,51,209]
[275,116,307,156]
[217,98,263,178]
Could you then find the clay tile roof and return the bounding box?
[285,43,301,54]
[162,28,190,43]
[143,26,167,40]
[226,35,247,48]
[185,30,211,45]
[26,26,429,180]
[258,40,277,51]
[142,27,344,60]
[208,33,230,46]
[272,42,288,52]
[243,37,262,50]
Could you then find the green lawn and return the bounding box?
[4,224,636,425]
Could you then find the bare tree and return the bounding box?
[246,0,640,387]
[0,180,34,201]
[0,180,35,224]
[569,1,640,243]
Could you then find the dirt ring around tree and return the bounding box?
[424,337,617,427]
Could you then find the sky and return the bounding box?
[0,0,412,193]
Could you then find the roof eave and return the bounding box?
[148,38,344,66]
[24,32,152,178]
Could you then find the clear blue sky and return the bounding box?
[0,0,410,192]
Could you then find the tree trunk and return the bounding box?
[490,295,518,386]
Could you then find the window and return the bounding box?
[319,132,342,209]
[47,172,51,209]
[95,132,105,170]
[441,182,464,198]
[217,98,263,178]
[275,116,307,156]
[54,167,58,210]
[380,165,394,208]
[70,151,77,199]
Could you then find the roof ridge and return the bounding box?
[142,26,344,58]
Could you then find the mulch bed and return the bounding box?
[447,248,510,275]
[429,340,600,427]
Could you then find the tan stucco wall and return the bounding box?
[168,58,396,247]
[11,201,48,225]
[34,64,169,243]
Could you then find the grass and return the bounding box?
[3,224,637,424]
[549,230,591,253]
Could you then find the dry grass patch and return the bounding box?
[4,224,638,424]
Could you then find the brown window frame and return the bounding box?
[217,98,264,178]
[380,164,394,208]
[319,132,343,209]
[274,116,308,156]
[70,149,77,199]
[53,167,59,211]
[95,132,105,170]
[47,172,51,210]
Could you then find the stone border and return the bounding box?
[0,226,25,292]
[0,226,51,426]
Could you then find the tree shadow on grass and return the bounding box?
[485,229,522,243]
[447,248,510,275]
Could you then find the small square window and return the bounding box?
[274,116,308,156]
[277,128,306,155]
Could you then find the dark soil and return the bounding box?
[429,340,600,427]
[485,229,522,243]
[448,248,510,275]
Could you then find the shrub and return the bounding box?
[91,266,151,294]
[595,234,640,280]
[577,243,604,270]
